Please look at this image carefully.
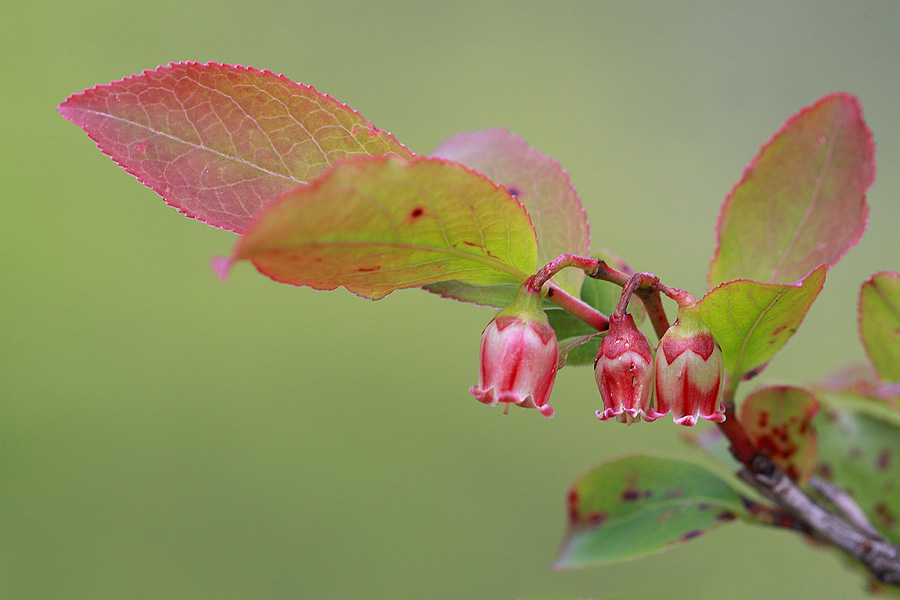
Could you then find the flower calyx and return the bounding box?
[594,312,654,424]
[649,303,725,426]
[469,284,559,417]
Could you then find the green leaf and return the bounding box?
[859,271,900,383]
[556,329,604,369]
[709,93,874,287]
[816,404,900,543]
[740,386,820,484]
[555,454,746,569]
[218,156,538,299]
[431,129,591,296]
[547,307,603,368]
[699,266,826,379]
[59,62,413,233]
[422,281,522,308]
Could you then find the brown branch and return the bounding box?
[716,394,900,586]
[810,476,881,538]
[736,453,900,585]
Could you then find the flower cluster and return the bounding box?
[468,284,724,426]
[595,303,725,425]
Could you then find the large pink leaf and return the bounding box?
[430,129,590,297]
[59,62,413,233]
[217,156,538,300]
[709,94,874,287]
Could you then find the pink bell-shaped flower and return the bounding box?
[648,303,725,426]
[469,284,559,417]
[594,313,654,423]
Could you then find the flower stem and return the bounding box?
[544,283,609,331]
[527,254,602,292]
[525,254,610,331]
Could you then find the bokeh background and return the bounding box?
[3,2,899,598]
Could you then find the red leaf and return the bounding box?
[59,62,413,233]
[709,93,874,287]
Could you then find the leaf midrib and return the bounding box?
[63,106,305,185]
[769,102,845,282]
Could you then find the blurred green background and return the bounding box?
[3,2,900,598]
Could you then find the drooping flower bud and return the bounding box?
[469,284,559,417]
[594,313,654,423]
[648,304,725,426]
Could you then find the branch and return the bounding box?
[737,453,900,585]
[810,476,881,538]
[716,392,900,585]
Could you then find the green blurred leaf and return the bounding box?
[221,156,538,299]
[859,271,900,383]
[59,62,413,233]
[556,329,604,369]
[431,129,591,296]
[547,308,603,368]
[555,454,746,569]
[709,93,874,287]
[816,404,900,543]
[699,266,825,379]
[740,386,819,484]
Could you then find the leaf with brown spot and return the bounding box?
[217,156,538,300]
[555,454,747,568]
[740,386,819,484]
[816,403,900,543]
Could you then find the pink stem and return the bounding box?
[545,283,609,331]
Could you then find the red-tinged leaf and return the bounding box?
[709,93,874,287]
[59,62,413,233]
[218,156,538,300]
[430,129,590,296]
[859,271,900,383]
[699,266,826,380]
[740,386,820,484]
